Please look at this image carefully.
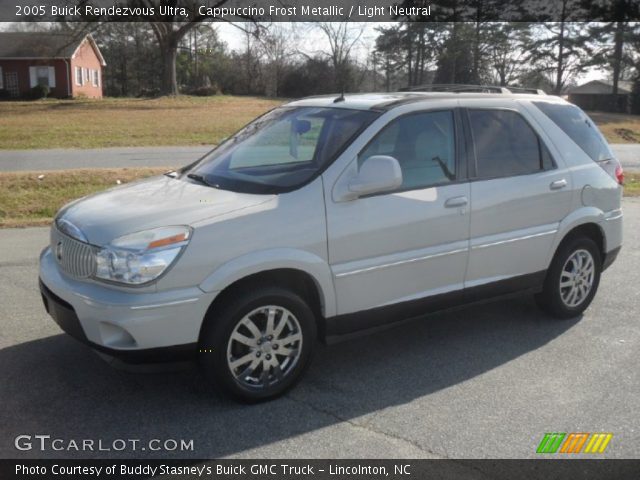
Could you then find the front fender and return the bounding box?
[198,248,337,318]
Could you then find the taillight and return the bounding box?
[598,159,624,185]
[615,164,624,185]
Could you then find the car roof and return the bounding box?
[286,91,567,111]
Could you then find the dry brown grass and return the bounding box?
[1,168,638,229]
[588,111,640,144]
[0,168,166,227]
[0,96,284,149]
[1,97,636,149]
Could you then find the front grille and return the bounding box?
[50,226,96,279]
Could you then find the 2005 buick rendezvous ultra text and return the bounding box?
[39,89,623,401]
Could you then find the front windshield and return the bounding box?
[184,106,379,194]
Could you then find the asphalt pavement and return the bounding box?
[0,146,212,172]
[0,144,638,172]
[0,200,639,459]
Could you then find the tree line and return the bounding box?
[15,19,640,100]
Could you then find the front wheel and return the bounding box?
[535,236,602,319]
[199,285,317,402]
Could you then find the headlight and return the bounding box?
[95,226,191,285]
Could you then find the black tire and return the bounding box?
[535,236,602,319]
[198,285,317,402]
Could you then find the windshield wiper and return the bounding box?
[187,173,213,186]
[187,172,223,190]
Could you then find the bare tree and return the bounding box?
[131,0,260,95]
[487,23,532,86]
[258,24,294,97]
[310,22,366,92]
[528,20,594,94]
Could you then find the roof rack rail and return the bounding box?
[402,84,546,95]
[504,86,547,95]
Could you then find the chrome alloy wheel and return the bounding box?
[226,306,303,390]
[559,249,595,308]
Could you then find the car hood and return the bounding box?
[58,175,274,245]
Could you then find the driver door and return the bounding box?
[325,109,471,321]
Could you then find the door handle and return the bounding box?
[550,179,567,190]
[445,196,468,208]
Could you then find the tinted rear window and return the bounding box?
[468,109,552,178]
[533,102,613,162]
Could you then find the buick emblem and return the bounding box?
[55,241,63,261]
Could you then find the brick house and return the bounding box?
[0,32,106,99]
[568,80,632,114]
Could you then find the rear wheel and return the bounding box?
[535,236,601,319]
[199,285,316,402]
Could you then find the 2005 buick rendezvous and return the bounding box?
[40,87,623,401]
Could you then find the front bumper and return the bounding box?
[39,247,218,363]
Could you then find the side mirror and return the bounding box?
[347,155,403,198]
[294,119,311,134]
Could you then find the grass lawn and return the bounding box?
[1,169,638,228]
[0,96,283,150]
[0,168,166,227]
[625,171,640,196]
[587,111,640,144]
[1,96,640,149]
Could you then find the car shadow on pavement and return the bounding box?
[0,296,580,459]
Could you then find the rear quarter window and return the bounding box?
[533,102,614,162]
[468,109,552,179]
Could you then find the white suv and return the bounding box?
[39,90,623,401]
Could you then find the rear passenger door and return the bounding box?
[464,105,572,290]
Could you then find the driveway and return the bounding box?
[0,146,212,172]
[0,199,639,459]
[0,144,638,172]
[610,144,640,171]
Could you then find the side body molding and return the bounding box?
[198,248,337,318]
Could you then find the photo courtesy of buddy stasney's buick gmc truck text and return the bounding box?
[39,89,623,401]
[16,461,392,477]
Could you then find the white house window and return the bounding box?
[75,67,82,86]
[83,68,88,85]
[29,66,56,88]
[92,69,99,87]
[36,66,49,87]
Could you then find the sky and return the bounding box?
[215,21,382,61]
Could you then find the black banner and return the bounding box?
[3,459,640,480]
[3,0,640,23]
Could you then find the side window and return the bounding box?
[468,109,550,179]
[360,111,456,190]
[533,101,613,162]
